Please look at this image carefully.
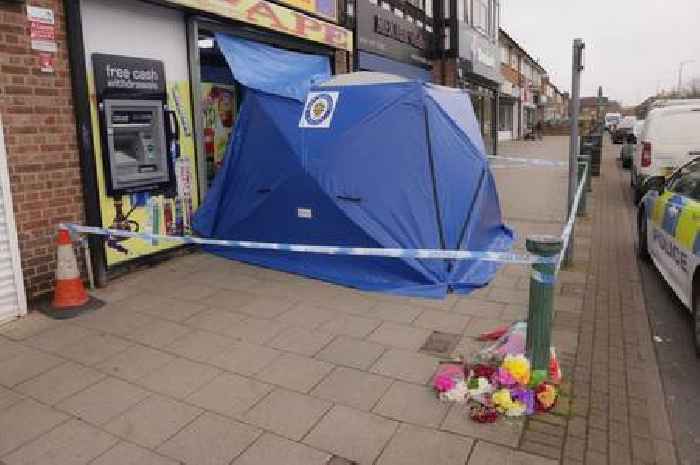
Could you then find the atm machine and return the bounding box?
[92,54,178,253]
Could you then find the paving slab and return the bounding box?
[315,336,386,370]
[372,380,450,428]
[103,395,202,448]
[0,347,64,388]
[139,357,222,399]
[267,326,335,356]
[370,348,437,384]
[0,399,69,456]
[15,361,106,405]
[1,418,117,465]
[467,440,558,465]
[304,405,398,465]
[186,372,273,418]
[90,442,180,465]
[311,366,392,411]
[232,433,330,465]
[157,412,261,465]
[55,377,150,426]
[367,322,432,351]
[375,423,473,465]
[254,352,334,393]
[242,388,332,440]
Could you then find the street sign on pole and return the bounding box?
[565,38,584,267]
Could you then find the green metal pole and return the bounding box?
[526,235,563,371]
[576,162,587,217]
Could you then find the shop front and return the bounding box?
[453,28,501,155]
[497,81,518,141]
[66,0,352,284]
[353,0,434,80]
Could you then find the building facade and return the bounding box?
[433,0,501,155]
[350,0,436,80]
[0,0,353,312]
[497,28,565,141]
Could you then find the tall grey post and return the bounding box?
[564,38,584,267]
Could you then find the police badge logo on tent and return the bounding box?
[300,91,339,128]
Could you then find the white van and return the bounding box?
[631,103,700,202]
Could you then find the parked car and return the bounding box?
[631,103,700,203]
[605,112,621,133]
[620,120,644,169]
[637,160,700,354]
[612,116,637,144]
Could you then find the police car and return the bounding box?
[638,158,700,355]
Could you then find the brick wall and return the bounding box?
[0,1,84,300]
[501,64,520,86]
[430,58,457,87]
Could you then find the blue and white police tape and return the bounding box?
[555,163,588,275]
[60,223,556,265]
[487,155,567,168]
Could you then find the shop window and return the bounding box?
[499,103,513,131]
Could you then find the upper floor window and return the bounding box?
[473,0,488,33]
[500,45,508,64]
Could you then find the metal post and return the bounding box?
[526,235,563,371]
[565,38,584,267]
[576,162,587,216]
[82,237,95,290]
[578,154,592,192]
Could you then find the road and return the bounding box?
[617,142,700,465]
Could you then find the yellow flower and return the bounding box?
[502,354,531,385]
[492,389,513,413]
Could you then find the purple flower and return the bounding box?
[512,388,535,415]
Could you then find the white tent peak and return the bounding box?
[318,71,411,87]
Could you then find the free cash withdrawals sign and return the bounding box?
[163,0,351,50]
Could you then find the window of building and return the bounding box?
[500,45,508,64]
[492,1,499,40]
[457,0,465,22]
[473,0,488,33]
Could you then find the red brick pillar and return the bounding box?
[0,0,85,300]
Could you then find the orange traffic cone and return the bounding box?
[52,227,89,309]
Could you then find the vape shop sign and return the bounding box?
[27,6,57,53]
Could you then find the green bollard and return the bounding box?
[576,162,587,217]
[577,154,592,192]
[525,235,563,372]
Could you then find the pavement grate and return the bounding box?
[419,331,460,357]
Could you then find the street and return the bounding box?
[631,178,700,465]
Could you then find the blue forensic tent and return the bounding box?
[192,37,513,298]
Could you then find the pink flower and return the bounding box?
[494,367,517,387]
[434,374,456,392]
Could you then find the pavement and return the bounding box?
[0,136,680,464]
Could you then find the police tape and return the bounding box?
[487,155,567,168]
[60,223,557,265]
[555,163,588,275]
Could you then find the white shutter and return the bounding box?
[0,117,27,324]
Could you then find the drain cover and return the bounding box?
[419,331,460,357]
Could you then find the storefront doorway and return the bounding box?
[467,86,497,155]
[188,19,337,198]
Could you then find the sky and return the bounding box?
[501,0,700,106]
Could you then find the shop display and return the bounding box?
[201,83,236,184]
